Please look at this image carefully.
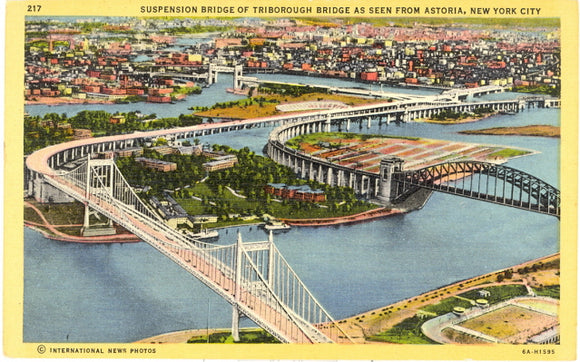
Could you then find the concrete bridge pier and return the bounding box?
[28,171,76,204]
[231,306,240,342]
[81,203,116,237]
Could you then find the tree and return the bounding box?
[154,138,168,146]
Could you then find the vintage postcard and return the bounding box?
[4,0,577,359]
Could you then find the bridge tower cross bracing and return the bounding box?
[81,155,116,236]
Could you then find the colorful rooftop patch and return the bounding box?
[286,132,533,173]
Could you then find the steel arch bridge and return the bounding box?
[390,161,560,217]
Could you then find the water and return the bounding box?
[25,75,247,119]
[23,228,235,343]
[23,74,560,342]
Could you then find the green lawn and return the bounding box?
[25,201,85,225]
[177,182,377,220]
[532,285,560,299]
[266,200,377,219]
[458,284,529,304]
[421,297,473,316]
[176,198,205,215]
[366,315,436,344]
[187,329,280,344]
[24,207,44,224]
[489,148,531,158]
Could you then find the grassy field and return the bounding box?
[366,315,435,344]
[286,132,420,150]
[194,93,384,119]
[420,297,474,316]
[177,182,377,224]
[458,284,529,305]
[488,149,531,158]
[187,329,280,344]
[459,305,558,342]
[532,285,560,299]
[25,200,85,225]
[24,207,44,224]
[516,299,559,315]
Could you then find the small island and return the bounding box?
[459,125,560,138]
[417,107,497,124]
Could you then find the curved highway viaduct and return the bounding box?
[26,96,550,206]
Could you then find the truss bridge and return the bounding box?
[382,159,560,217]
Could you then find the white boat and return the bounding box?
[190,228,219,242]
[263,221,291,232]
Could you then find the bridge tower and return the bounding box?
[81,155,117,237]
[233,64,243,89]
[231,230,276,342]
[377,156,404,203]
[207,64,218,85]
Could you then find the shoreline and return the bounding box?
[134,252,559,344]
[333,252,559,343]
[25,201,403,243]
[24,223,141,243]
[279,207,402,226]
[26,96,116,106]
[24,200,140,244]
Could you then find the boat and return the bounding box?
[189,228,219,242]
[263,221,291,232]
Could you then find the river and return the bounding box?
[23,74,560,343]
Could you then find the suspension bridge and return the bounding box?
[39,156,352,344]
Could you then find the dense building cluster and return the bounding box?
[25,17,560,103]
